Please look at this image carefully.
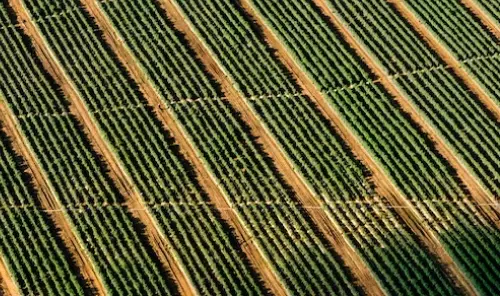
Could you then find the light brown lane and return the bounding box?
[243,0,482,294]
[83,0,287,294]
[12,0,195,294]
[386,0,500,215]
[461,0,500,41]
[0,250,19,296]
[0,96,104,295]
[161,0,385,294]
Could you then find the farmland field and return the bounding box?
[0,0,498,295]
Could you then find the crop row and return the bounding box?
[0,2,176,295]
[96,0,367,294]
[166,0,465,295]
[403,0,500,108]
[329,0,500,214]
[250,0,500,294]
[20,0,275,294]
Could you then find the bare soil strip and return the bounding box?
[461,0,500,41]
[0,250,19,296]
[10,0,196,294]
[82,0,289,294]
[242,0,482,294]
[160,0,387,294]
[386,0,500,215]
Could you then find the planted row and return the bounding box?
[403,0,500,107]
[169,0,462,294]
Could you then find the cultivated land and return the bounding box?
[0,0,499,295]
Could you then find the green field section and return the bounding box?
[0,129,85,295]
[96,0,369,294]
[0,2,177,295]
[248,0,500,294]
[17,0,301,294]
[402,0,500,110]
[157,0,469,294]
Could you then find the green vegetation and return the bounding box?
[0,130,84,295]
[20,0,273,294]
[251,0,500,294]
[168,0,463,294]
[0,1,175,294]
[403,0,500,108]
[97,0,365,294]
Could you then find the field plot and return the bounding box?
[0,124,84,295]
[0,0,499,295]
[399,0,500,113]
[0,1,178,294]
[162,0,470,295]
[244,0,500,294]
[94,0,367,294]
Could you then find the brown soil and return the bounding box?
[242,0,482,294]
[10,0,194,295]
[80,0,290,294]
[387,0,500,218]
[461,0,500,42]
[0,254,19,296]
[160,0,386,294]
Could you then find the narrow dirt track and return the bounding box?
[242,0,482,294]
[386,0,500,216]
[83,0,289,294]
[10,0,195,295]
[161,0,386,294]
[0,97,104,295]
[0,252,18,296]
[461,0,500,41]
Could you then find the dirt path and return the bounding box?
[0,253,19,296]
[10,0,197,295]
[160,0,386,294]
[386,0,500,217]
[242,0,482,294]
[461,0,500,41]
[81,0,291,294]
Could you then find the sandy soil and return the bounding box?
[0,249,18,296]
[160,0,387,294]
[387,0,500,219]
